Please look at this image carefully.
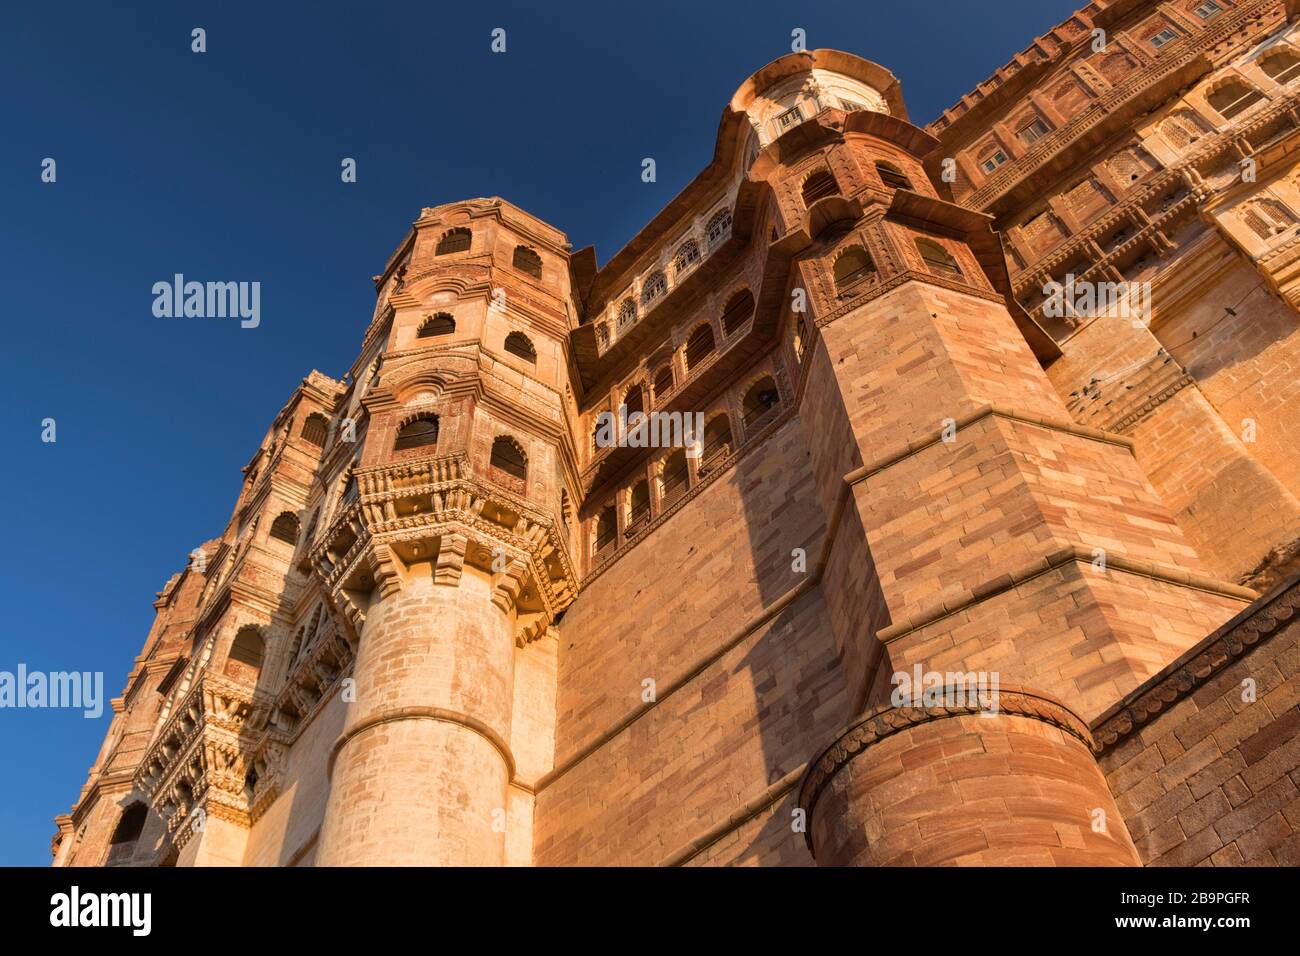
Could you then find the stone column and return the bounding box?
[316,534,519,866]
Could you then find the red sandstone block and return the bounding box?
[1234,811,1294,864]
[1213,776,1300,845]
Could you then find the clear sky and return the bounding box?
[0,0,1084,865]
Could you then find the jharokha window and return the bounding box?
[394,415,439,451]
[652,364,674,401]
[673,239,701,277]
[834,246,876,289]
[641,271,668,306]
[801,170,839,207]
[1261,48,1300,85]
[916,238,963,277]
[705,208,732,249]
[698,415,733,477]
[269,511,300,545]
[617,298,637,329]
[435,228,471,255]
[660,449,688,508]
[875,161,912,190]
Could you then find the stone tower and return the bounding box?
[311,202,580,865]
[55,1,1300,869]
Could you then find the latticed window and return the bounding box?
[652,364,674,401]
[641,271,667,306]
[685,324,716,371]
[660,450,689,508]
[1160,110,1209,149]
[394,416,439,451]
[418,313,455,338]
[270,511,300,544]
[490,436,527,481]
[435,228,471,255]
[617,298,637,329]
[875,162,912,190]
[597,323,610,347]
[1207,79,1266,120]
[673,240,701,276]
[1064,178,1109,221]
[801,170,839,207]
[1261,49,1300,85]
[504,331,536,363]
[705,208,732,249]
[300,412,329,446]
[1240,199,1298,239]
[833,246,876,289]
[916,238,963,277]
[512,246,542,278]
[721,289,755,336]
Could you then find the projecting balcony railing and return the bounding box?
[696,443,731,479]
[625,509,651,539]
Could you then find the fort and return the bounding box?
[54,0,1300,866]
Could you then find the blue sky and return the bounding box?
[0,0,1083,865]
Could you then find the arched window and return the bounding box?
[916,238,963,277]
[721,289,755,336]
[834,246,876,289]
[269,511,300,545]
[1260,48,1300,85]
[802,170,840,207]
[504,331,537,363]
[341,474,359,505]
[660,450,689,507]
[628,480,651,532]
[641,271,668,306]
[591,415,607,455]
[300,412,329,446]
[513,246,542,278]
[673,240,701,276]
[560,489,572,530]
[685,324,716,371]
[418,313,455,338]
[287,626,306,668]
[110,803,148,846]
[706,208,733,249]
[742,377,781,432]
[436,228,472,255]
[226,626,265,678]
[875,161,913,190]
[594,506,618,556]
[622,383,644,418]
[597,323,610,348]
[792,315,809,362]
[652,364,674,401]
[490,436,527,481]
[1207,79,1265,120]
[617,298,637,329]
[394,415,439,451]
[700,415,733,475]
